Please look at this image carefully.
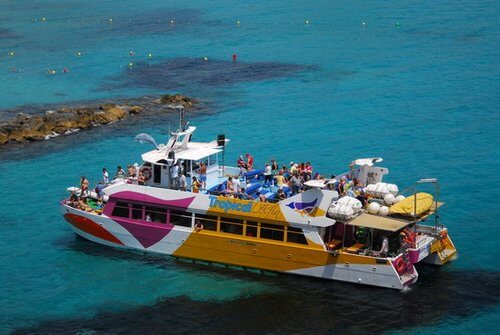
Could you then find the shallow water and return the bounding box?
[0,0,499,334]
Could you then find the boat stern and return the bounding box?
[422,229,457,265]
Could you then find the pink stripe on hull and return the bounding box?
[114,219,174,248]
[111,191,195,208]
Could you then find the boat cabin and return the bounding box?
[323,213,415,257]
[138,125,226,190]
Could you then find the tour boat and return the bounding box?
[61,109,457,290]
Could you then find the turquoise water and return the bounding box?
[1,0,499,333]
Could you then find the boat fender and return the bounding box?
[141,167,152,180]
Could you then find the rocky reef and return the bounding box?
[0,94,196,145]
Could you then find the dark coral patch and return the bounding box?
[106,57,315,91]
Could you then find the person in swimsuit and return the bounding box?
[198,162,207,190]
[192,176,202,193]
[80,176,89,197]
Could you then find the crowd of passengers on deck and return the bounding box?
[68,153,372,212]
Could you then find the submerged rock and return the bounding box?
[0,94,196,145]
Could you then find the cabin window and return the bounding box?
[220,218,243,235]
[169,209,192,227]
[153,164,162,183]
[132,204,143,220]
[145,206,167,223]
[260,223,284,241]
[208,154,217,166]
[287,227,308,245]
[246,221,258,237]
[112,202,129,218]
[194,214,218,231]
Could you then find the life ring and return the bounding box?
[141,167,151,181]
[395,257,406,274]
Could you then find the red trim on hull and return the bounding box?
[64,213,124,245]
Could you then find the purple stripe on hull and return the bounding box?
[112,191,195,208]
[114,219,174,248]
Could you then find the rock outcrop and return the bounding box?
[0,93,195,145]
[159,94,196,107]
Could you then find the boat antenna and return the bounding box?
[217,133,226,176]
[176,105,185,131]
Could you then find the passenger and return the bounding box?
[380,235,389,256]
[274,170,286,189]
[115,166,126,179]
[198,162,207,190]
[256,192,267,202]
[132,163,139,178]
[226,176,235,194]
[264,163,273,184]
[69,193,79,207]
[232,175,241,193]
[127,164,134,178]
[145,214,152,222]
[194,220,204,231]
[299,162,306,176]
[352,180,368,206]
[78,196,91,212]
[289,172,302,196]
[276,188,286,201]
[171,162,180,188]
[80,176,89,196]
[102,168,109,184]
[290,163,298,175]
[191,177,202,193]
[271,158,279,175]
[245,153,254,171]
[237,187,253,200]
[138,172,146,185]
[327,175,337,191]
[305,162,313,180]
[239,165,247,179]
[337,176,348,195]
[237,155,246,168]
[179,173,187,191]
[281,165,289,179]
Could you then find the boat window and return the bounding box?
[145,206,167,223]
[208,154,217,166]
[194,214,218,231]
[287,227,308,245]
[220,218,243,235]
[260,223,284,241]
[132,204,143,220]
[112,202,129,218]
[246,221,258,237]
[153,164,162,183]
[170,209,192,227]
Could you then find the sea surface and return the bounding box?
[0,0,499,334]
